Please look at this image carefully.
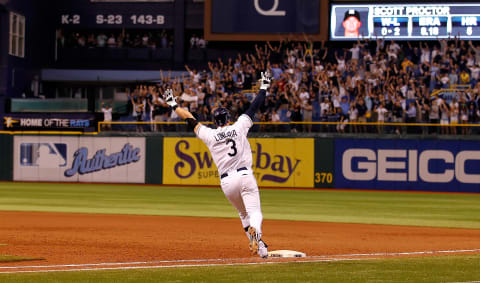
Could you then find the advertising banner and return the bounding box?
[14,136,145,183]
[163,138,314,188]
[3,113,94,131]
[335,139,480,193]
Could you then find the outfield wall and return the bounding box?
[0,134,13,181]
[2,134,479,193]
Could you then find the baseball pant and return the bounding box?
[220,169,263,236]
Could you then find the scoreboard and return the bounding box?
[330,3,480,40]
[56,0,174,29]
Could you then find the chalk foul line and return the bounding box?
[0,248,479,274]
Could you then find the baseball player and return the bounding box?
[163,72,272,258]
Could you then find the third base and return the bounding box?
[268,250,306,258]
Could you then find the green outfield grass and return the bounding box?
[0,182,479,228]
[0,255,479,282]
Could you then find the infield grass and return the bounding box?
[0,182,479,228]
[0,255,479,282]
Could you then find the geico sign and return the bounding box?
[342,149,480,184]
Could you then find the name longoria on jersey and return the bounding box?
[196,114,253,176]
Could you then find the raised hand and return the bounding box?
[260,71,272,90]
[164,89,177,108]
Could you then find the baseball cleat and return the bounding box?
[258,240,268,259]
[248,226,258,255]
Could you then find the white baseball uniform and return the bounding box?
[195,114,263,235]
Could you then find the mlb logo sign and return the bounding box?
[20,143,67,168]
[14,136,145,183]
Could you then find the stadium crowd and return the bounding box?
[58,29,208,50]
[125,36,480,134]
[57,29,175,49]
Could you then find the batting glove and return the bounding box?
[260,71,272,90]
[164,89,178,109]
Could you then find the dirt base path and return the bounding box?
[1,211,480,272]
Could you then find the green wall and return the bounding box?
[314,138,334,188]
[145,136,163,184]
[0,134,13,181]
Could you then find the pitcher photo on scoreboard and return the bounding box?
[342,9,362,37]
[331,6,369,39]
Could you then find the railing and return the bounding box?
[98,121,480,135]
[430,84,471,98]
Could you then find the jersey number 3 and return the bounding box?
[226,139,237,157]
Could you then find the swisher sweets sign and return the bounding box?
[162,138,314,188]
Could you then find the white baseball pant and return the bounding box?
[220,168,263,236]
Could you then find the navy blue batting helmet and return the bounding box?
[213,107,230,127]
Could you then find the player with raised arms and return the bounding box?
[163,71,272,258]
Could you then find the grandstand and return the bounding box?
[1,0,480,135]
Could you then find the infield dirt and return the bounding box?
[1,211,480,272]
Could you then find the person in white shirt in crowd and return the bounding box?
[335,50,346,72]
[185,65,201,84]
[375,102,388,134]
[439,100,450,135]
[320,97,331,119]
[440,73,450,87]
[349,43,360,64]
[420,42,431,64]
[142,34,149,47]
[460,104,469,135]
[196,83,206,109]
[431,45,441,61]
[303,99,313,133]
[405,101,417,133]
[348,102,358,133]
[271,109,280,132]
[469,64,480,85]
[448,69,458,86]
[314,60,324,73]
[449,103,459,135]
[152,90,170,132]
[466,53,475,68]
[190,34,199,48]
[298,87,310,106]
[96,32,107,47]
[180,87,199,111]
[101,103,112,131]
[389,40,401,54]
[428,99,440,133]
[198,38,207,48]
[107,34,116,47]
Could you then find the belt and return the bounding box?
[220,167,248,179]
